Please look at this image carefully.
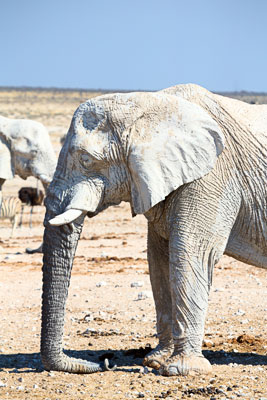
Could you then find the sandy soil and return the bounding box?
[0,89,266,399]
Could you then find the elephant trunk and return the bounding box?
[41,212,102,373]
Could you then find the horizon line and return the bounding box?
[0,85,267,96]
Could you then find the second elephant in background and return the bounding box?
[0,115,57,250]
[0,115,56,190]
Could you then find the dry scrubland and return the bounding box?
[0,88,266,400]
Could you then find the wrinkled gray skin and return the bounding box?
[0,115,57,204]
[41,84,267,375]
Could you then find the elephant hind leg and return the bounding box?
[162,180,239,376]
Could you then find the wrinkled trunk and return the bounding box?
[41,208,102,373]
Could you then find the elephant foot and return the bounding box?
[143,343,174,370]
[159,354,212,376]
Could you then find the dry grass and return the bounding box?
[0,89,103,149]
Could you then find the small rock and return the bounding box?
[137,291,152,300]
[131,281,144,288]
[96,281,107,287]
[82,328,97,335]
[142,366,149,374]
[234,309,245,316]
[203,339,214,348]
[84,313,93,322]
[0,381,7,387]
[33,384,39,389]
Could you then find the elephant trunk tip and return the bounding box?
[41,353,103,374]
[104,358,117,371]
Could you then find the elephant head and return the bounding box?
[41,91,224,373]
[0,116,57,189]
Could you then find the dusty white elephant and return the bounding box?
[0,115,56,251]
[41,84,267,375]
[0,115,56,195]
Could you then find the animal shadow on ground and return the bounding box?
[204,350,267,366]
[0,349,144,374]
[0,347,266,373]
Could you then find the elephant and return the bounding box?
[0,115,57,197]
[41,84,267,375]
[0,115,57,251]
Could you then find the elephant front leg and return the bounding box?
[143,224,174,370]
[160,240,215,376]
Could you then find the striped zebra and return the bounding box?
[0,196,22,237]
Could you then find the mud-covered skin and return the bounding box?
[42,84,267,375]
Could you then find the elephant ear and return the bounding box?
[0,132,14,180]
[127,95,225,215]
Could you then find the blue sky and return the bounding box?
[1,0,267,92]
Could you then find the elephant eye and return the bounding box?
[79,153,94,168]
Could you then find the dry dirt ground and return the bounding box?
[0,89,266,400]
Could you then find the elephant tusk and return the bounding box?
[38,174,53,184]
[49,209,86,226]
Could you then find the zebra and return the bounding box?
[0,196,22,237]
